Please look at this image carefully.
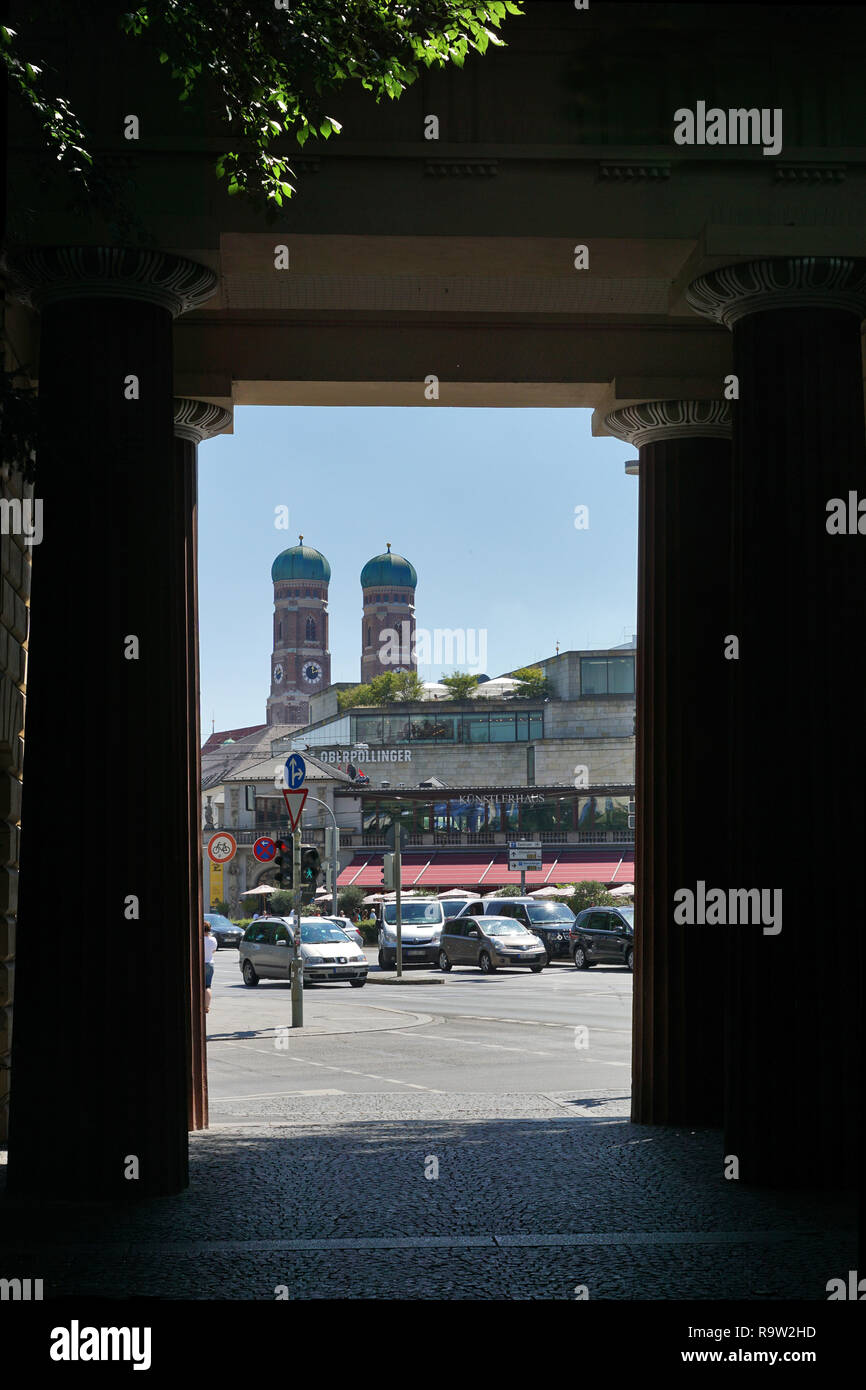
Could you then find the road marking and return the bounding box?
[213,1040,443,1093]
[397,1032,555,1058]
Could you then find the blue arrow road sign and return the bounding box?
[284,754,307,789]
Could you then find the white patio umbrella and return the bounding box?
[529,885,574,898]
[241,884,276,896]
[608,882,634,897]
[438,888,475,898]
[363,892,384,905]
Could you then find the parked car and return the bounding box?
[239,916,368,987]
[438,915,545,974]
[318,914,364,950]
[377,899,445,968]
[570,906,634,971]
[204,911,244,949]
[437,897,477,921]
[477,898,576,962]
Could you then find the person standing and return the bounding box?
[203,922,218,1015]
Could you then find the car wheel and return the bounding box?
[350,978,366,988]
[377,949,388,969]
[242,960,259,987]
[625,947,634,971]
[479,951,496,974]
[439,950,452,972]
[529,963,544,973]
[573,945,589,971]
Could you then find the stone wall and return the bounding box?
[0,470,32,1143]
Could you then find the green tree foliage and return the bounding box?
[497,884,522,897]
[0,1,512,222]
[441,670,480,699]
[337,886,367,918]
[510,666,550,699]
[565,881,620,915]
[338,670,426,708]
[267,889,295,916]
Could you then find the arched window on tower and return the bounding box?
[367,625,371,647]
[305,616,316,641]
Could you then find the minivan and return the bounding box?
[377,898,445,968]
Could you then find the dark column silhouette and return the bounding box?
[688,258,866,1187]
[606,402,732,1128]
[173,400,231,1134]
[6,247,216,1198]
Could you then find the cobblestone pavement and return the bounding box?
[0,957,855,1300]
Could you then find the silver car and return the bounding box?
[438,915,546,974]
[239,916,368,987]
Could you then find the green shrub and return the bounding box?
[565,881,620,915]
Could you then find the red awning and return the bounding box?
[337,849,634,890]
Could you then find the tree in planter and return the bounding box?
[209,899,231,916]
[510,666,550,699]
[496,885,522,897]
[441,671,479,700]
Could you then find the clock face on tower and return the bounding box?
[273,664,284,683]
[302,661,322,686]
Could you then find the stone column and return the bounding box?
[6,247,217,1198]
[606,402,732,1127]
[173,399,231,1134]
[686,258,866,1187]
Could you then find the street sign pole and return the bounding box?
[291,828,303,1027]
[520,868,526,895]
[395,836,403,979]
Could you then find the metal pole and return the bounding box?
[291,828,303,1027]
[303,793,339,916]
[520,868,526,896]
[395,836,403,979]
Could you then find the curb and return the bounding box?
[365,975,446,986]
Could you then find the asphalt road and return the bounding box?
[206,945,633,1113]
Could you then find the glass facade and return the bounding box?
[358,793,632,836]
[305,709,544,746]
[580,656,635,695]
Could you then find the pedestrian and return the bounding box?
[203,921,217,1014]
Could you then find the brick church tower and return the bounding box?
[360,544,418,683]
[267,536,331,725]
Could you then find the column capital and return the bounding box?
[686,256,866,328]
[3,246,217,318]
[173,398,232,443]
[605,400,732,448]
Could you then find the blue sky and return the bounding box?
[198,407,638,734]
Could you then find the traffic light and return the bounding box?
[275,839,292,888]
[300,845,322,904]
[382,852,395,890]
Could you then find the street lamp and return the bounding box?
[303,793,339,916]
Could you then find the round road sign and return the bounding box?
[253,836,277,863]
[207,831,237,864]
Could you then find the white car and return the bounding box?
[239,916,368,987]
[318,914,364,950]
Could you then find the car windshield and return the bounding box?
[206,914,234,930]
[524,902,575,924]
[383,902,443,925]
[483,918,529,937]
[301,922,356,945]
